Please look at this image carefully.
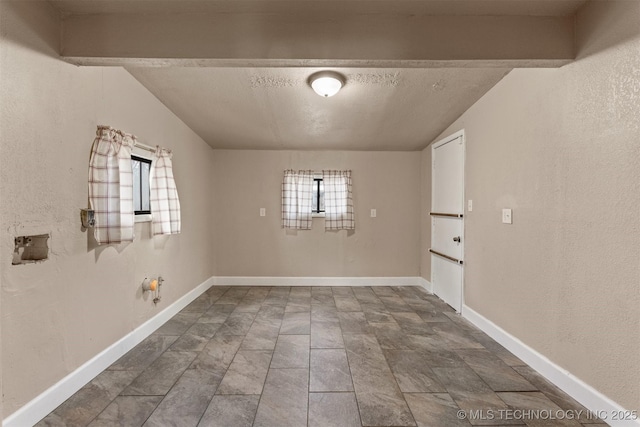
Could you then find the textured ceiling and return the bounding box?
[50,0,586,151]
[126,67,510,151]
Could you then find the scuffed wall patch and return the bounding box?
[610,48,640,132]
[431,79,446,91]
[570,40,640,134]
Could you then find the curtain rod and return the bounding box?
[133,141,156,153]
[98,125,167,154]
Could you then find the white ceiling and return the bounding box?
[50,0,587,151]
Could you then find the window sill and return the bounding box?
[312,212,326,218]
[135,214,152,223]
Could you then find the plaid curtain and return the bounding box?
[151,147,181,235]
[88,126,135,244]
[281,170,314,229]
[322,170,355,230]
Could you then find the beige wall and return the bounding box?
[4,0,638,420]
[430,0,640,410]
[61,10,574,67]
[419,148,431,281]
[0,1,214,417]
[212,150,421,277]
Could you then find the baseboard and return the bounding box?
[211,276,428,287]
[5,274,430,426]
[462,305,639,427]
[3,276,216,427]
[417,277,433,293]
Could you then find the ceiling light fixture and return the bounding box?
[309,71,345,97]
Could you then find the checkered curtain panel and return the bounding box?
[281,170,314,229]
[151,148,181,235]
[322,170,355,230]
[88,126,135,244]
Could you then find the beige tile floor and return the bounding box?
[37,286,606,426]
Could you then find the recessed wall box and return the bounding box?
[81,209,96,228]
[13,234,50,265]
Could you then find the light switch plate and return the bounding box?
[260,208,266,217]
[370,209,377,218]
[502,208,512,224]
[468,200,473,212]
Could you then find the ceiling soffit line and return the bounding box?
[59,12,576,68]
[50,0,588,17]
[65,57,573,69]
[48,0,584,151]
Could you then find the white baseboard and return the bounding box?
[212,276,427,287]
[462,305,639,427]
[417,277,433,293]
[4,275,430,426]
[3,277,216,427]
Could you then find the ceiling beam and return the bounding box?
[61,12,575,67]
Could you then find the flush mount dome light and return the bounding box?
[309,71,345,97]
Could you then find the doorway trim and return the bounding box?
[430,129,465,312]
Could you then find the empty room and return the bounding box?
[0,0,638,426]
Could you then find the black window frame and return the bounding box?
[312,178,325,214]
[131,155,152,215]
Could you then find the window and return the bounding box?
[281,169,353,230]
[131,155,151,215]
[312,176,325,217]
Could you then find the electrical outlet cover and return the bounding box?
[502,208,512,224]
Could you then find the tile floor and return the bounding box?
[37,286,606,426]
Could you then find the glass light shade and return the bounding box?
[310,72,344,97]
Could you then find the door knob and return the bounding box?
[453,236,461,243]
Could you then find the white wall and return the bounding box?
[429,0,640,411]
[0,1,214,417]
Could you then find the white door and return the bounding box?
[431,131,464,312]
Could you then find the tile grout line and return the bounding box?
[102,288,225,427]
[384,288,438,427]
[337,285,364,427]
[191,288,230,427]
[252,286,289,427]
[379,287,420,427]
[39,286,595,427]
[307,315,312,427]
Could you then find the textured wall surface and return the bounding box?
[420,148,432,281]
[433,0,639,410]
[212,150,421,277]
[0,1,214,417]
